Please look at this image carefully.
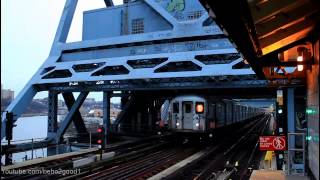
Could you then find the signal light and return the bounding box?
[297,56,303,62]
[96,126,105,149]
[196,102,204,114]
[297,65,304,71]
[306,136,312,141]
[6,112,14,141]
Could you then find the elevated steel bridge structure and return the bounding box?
[1,0,308,149]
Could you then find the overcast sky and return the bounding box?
[1,0,123,101]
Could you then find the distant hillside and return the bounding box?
[23,101,48,116]
[3,99,121,116]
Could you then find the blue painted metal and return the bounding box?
[287,88,295,148]
[104,0,114,7]
[47,91,58,139]
[1,0,79,140]
[55,92,88,142]
[287,88,306,173]
[50,0,78,56]
[103,91,111,144]
[1,0,260,140]
[112,95,135,132]
[62,92,88,135]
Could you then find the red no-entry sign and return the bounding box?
[259,136,287,151]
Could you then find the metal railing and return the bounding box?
[1,132,98,164]
[287,132,306,176]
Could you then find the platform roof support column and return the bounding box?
[47,91,58,139]
[55,92,88,142]
[103,91,111,145]
[287,88,295,148]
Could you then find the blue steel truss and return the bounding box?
[1,0,258,140]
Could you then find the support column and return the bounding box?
[121,96,128,109]
[287,88,295,149]
[148,112,152,131]
[287,88,301,173]
[47,91,58,139]
[137,112,141,132]
[131,116,135,132]
[103,91,111,145]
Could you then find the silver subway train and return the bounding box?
[161,95,263,133]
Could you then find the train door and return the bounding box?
[182,101,193,129]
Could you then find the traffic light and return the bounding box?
[97,126,105,149]
[6,112,14,141]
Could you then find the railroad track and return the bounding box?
[162,114,270,180]
[81,148,194,180]
[59,140,200,180]
[1,134,172,180]
[2,115,269,180]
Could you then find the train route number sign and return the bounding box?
[259,136,287,151]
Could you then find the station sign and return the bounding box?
[259,136,287,151]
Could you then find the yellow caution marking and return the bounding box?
[264,151,273,161]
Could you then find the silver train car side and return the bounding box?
[164,95,263,133]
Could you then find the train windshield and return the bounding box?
[185,104,191,113]
[173,102,179,113]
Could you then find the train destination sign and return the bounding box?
[259,136,287,151]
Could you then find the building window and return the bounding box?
[187,11,203,20]
[131,18,144,34]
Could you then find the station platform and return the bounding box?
[251,116,311,180]
[250,170,310,180]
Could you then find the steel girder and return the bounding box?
[47,91,58,139]
[54,92,88,142]
[62,92,88,135]
[1,0,278,140]
[103,91,111,144]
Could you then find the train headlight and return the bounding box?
[196,123,199,127]
[176,122,180,126]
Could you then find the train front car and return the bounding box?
[169,95,207,133]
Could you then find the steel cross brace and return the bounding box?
[54,92,88,142]
[62,92,88,135]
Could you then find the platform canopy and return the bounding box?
[200,0,320,80]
